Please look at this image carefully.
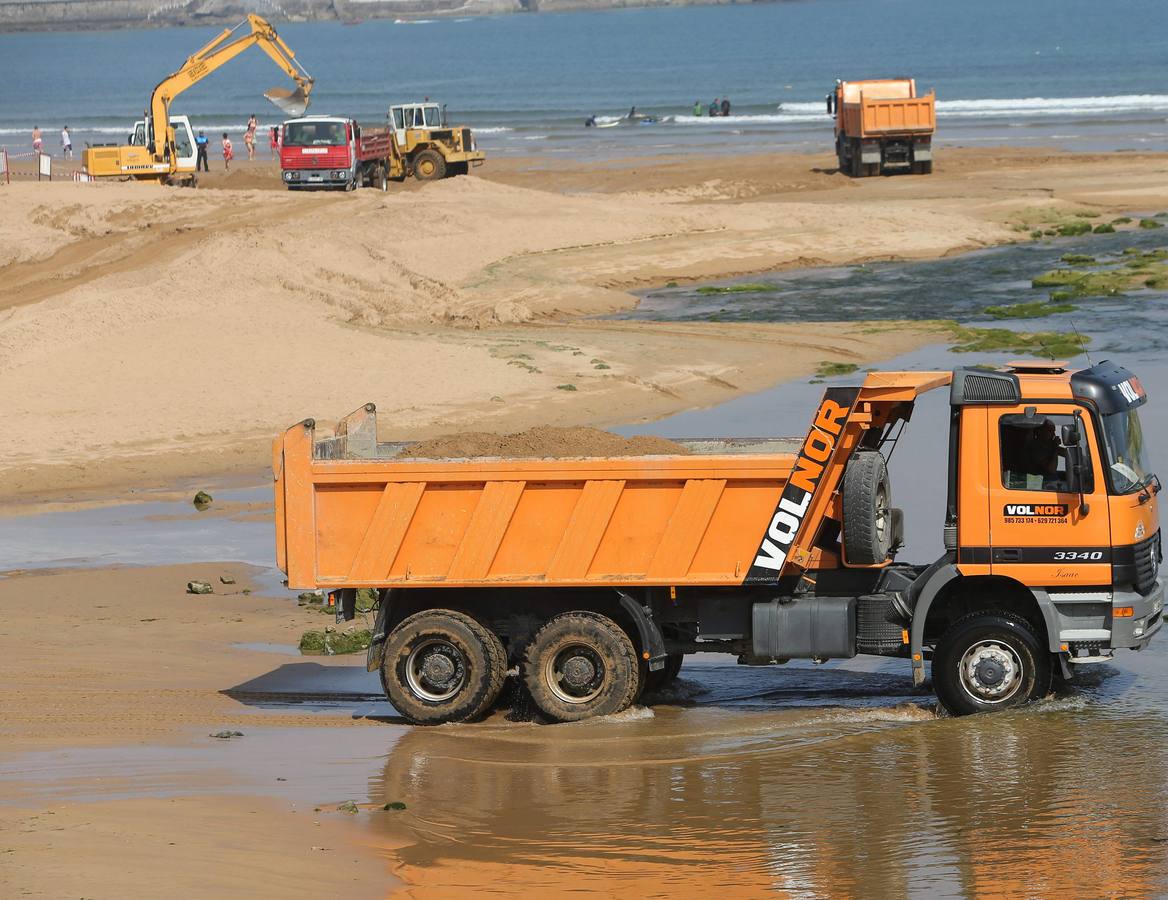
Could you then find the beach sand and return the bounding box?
[3,148,1167,506]
[0,564,398,898]
[3,146,1168,897]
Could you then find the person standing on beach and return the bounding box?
[60,126,72,160]
[269,125,280,155]
[195,130,209,172]
[221,132,233,170]
[708,99,719,117]
[693,100,702,116]
[721,97,731,117]
[244,114,258,161]
[32,126,42,154]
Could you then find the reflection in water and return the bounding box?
[370,666,1168,896]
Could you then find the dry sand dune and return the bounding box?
[1,148,1166,504]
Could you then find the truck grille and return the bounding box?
[1134,532,1161,595]
[1115,531,1161,595]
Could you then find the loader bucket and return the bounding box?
[265,86,310,118]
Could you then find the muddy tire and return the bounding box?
[378,165,389,192]
[381,609,506,725]
[412,149,446,181]
[524,612,639,722]
[842,450,893,564]
[642,652,684,696]
[933,611,1051,715]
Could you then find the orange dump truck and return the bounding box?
[274,362,1161,724]
[827,78,936,176]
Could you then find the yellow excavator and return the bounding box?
[83,14,313,186]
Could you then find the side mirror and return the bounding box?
[1061,420,1090,514]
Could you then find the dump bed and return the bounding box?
[274,403,810,591]
[840,79,936,137]
[275,376,950,591]
[356,127,393,162]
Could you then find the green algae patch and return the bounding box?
[1032,269,1086,288]
[1056,221,1092,237]
[696,282,776,295]
[1139,219,1164,229]
[299,628,373,655]
[1112,217,1133,225]
[816,361,859,377]
[1060,253,1096,265]
[984,301,1076,320]
[943,323,1089,358]
[1092,223,1116,234]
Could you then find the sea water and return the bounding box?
[1,0,1166,159]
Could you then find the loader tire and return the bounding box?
[413,149,446,181]
[841,450,893,565]
[524,612,639,723]
[381,609,506,725]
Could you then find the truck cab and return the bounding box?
[279,115,358,190]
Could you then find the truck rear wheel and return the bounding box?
[381,609,506,725]
[933,611,1051,715]
[524,612,639,722]
[841,450,893,564]
[413,149,446,181]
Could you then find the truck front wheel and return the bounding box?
[524,612,639,722]
[382,609,506,725]
[932,611,1051,715]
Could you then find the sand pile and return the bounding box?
[401,426,689,459]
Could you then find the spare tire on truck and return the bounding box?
[841,450,893,564]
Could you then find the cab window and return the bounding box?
[424,106,440,127]
[1000,413,1093,493]
[392,108,404,129]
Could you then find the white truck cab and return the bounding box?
[388,103,444,145]
[128,115,197,172]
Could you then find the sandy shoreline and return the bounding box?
[2,147,1167,510]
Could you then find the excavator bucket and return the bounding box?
[265,86,310,118]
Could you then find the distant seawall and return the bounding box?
[0,0,772,31]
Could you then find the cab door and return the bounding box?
[988,405,1111,588]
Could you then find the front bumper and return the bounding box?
[283,169,351,187]
[1111,579,1164,650]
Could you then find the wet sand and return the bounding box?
[4,563,1168,897]
[3,147,1167,507]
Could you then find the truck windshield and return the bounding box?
[1101,407,1152,493]
[283,122,344,147]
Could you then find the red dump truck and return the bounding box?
[274,363,1161,725]
[827,78,936,177]
[279,115,393,191]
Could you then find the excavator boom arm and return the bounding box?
[147,14,312,160]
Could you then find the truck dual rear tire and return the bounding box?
[841,450,893,564]
[381,609,506,725]
[524,611,639,722]
[932,611,1051,715]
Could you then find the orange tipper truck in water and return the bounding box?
[274,362,1161,724]
[826,78,936,176]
